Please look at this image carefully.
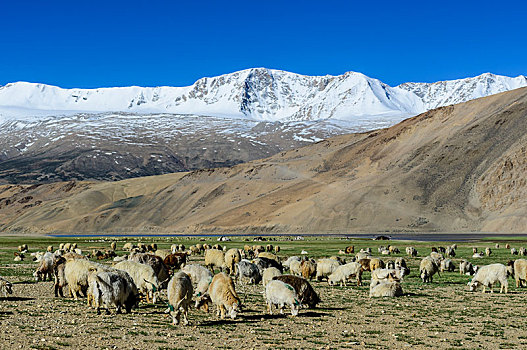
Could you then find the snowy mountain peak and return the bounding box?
[0,70,526,123]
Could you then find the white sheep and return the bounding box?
[205,249,226,272]
[195,273,241,319]
[88,267,138,314]
[265,280,301,316]
[224,248,241,276]
[262,267,282,287]
[327,262,362,286]
[440,259,456,273]
[33,252,56,281]
[167,272,193,325]
[64,258,112,300]
[468,263,511,293]
[181,264,214,296]
[460,260,475,275]
[316,258,341,281]
[405,247,417,257]
[289,259,303,276]
[370,268,408,288]
[513,259,527,288]
[115,260,159,303]
[369,275,403,298]
[283,256,301,270]
[420,257,440,283]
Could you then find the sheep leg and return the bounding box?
[267,302,273,315]
[482,285,486,293]
[219,305,226,319]
[182,307,189,325]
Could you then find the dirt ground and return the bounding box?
[1,238,527,349]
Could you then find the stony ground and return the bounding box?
[1,236,527,349]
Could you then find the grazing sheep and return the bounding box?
[395,257,407,269]
[438,247,446,254]
[88,267,138,314]
[257,251,279,262]
[236,259,262,284]
[47,245,54,252]
[224,248,241,276]
[378,246,386,253]
[473,252,483,258]
[0,276,13,297]
[506,244,511,249]
[300,259,317,280]
[265,280,301,316]
[468,263,511,293]
[33,252,57,282]
[512,259,527,288]
[519,247,527,256]
[262,267,282,286]
[181,264,213,296]
[274,246,281,254]
[154,249,171,260]
[358,258,371,272]
[273,275,320,308]
[460,260,476,275]
[195,273,241,319]
[65,259,112,300]
[301,250,308,255]
[128,252,170,287]
[429,252,444,265]
[167,272,193,325]
[316,258,341,281]
[388,245,400,254]
[472,247,478,254]
[115,260,159,303]
[18,244,29,253]
[420,257,440,283]
[328,262,362,286]
[204,249,226,273]
[495,244,500,249]
[511,248,519,255]
[53,256,67,297]
[369,274,403,298]
[253,257,283,274]
[163,253,188,270]
[369,258,385,271]
[110,242,117,251]
[485,247,492,257]
[123,243,135,251]
[289,259,302,276]
[381,250,390,255]
[283,256,301,269]
[446,247,456,257]
[405,247,417,257]
[265,244,274,252]
[440,259,456,273]
[451,244,457,250]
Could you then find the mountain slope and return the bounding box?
[1,87,527,234]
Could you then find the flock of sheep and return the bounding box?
[2,239,527,326]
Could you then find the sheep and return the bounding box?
[328,262,362,286]
[0,276,13,297]
[485,247,492,257]
[115,260,160,303]
[273,275,320,308]
[274,246,281,254]
[236,259,261,284]
[128,252,170,287]
[167,272,193,325]
[253,245,265,253]
[189,246,200,256]
[47,245,54,252]
[205,249,226,273]
[511,248,519,255]
[513,259,527,288]
[265,244,274,252]
[257,251,279,261]
[301,249,308,255]
[451,244,457,250]
[440,259,456,273]
[300,259,317,280]
[65,259,112,300]
[289,259,302,276]
[154,249,171,260]
[405,247,417,257]
[110,242,117,251]
[519,247,527,256]
[473,252,483,258]
[137,243,146,252]
[381,249,390,255]
[472,247,478,254]
[63,243,72,252]
[506,244,511,249]
[429,252,444,265]
[395,257,407,269]
[438,247,446,254]
[370,268,408,287]
[495,243,500,249]
[283,256,301,270]
[378,246,386,253]
[316,258,341,281]
[224,248,241,276]
[253,257,283,274]
[369,274,403,298]
[262,267,282,286]
[468,263,511,293]
[195,273,241,319]
[53,256,67,297]
[18,244,29,253]
[181,264,214,296]
[356,252,371,260]
[369,258,385,271]
[420,257,440,283]
[459,260,475,275]
[265,280,301,316]
[345,246,355,254]
[163,253,188,270]
[123,243,135,251]
[358,258,371,272]
[445,247,456,257]
[88,267,138,314]
[33,252,56,281]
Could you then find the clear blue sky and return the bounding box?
[0,0,525,88]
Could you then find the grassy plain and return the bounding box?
[1,235,527,349]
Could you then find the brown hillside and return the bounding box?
[1,87,527,234]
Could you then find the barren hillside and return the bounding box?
[1,87,527,234]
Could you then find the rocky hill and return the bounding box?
[1,87,527,234]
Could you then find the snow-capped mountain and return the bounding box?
[1,69,525,123]
[0,69,526,184]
